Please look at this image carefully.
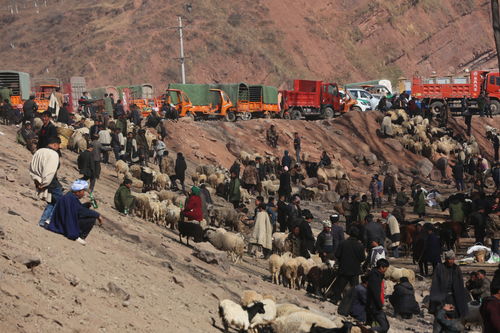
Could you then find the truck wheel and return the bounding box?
[490,100,500,115]
[187,111,196,120]
[351,106,362,112]
[430,101,444,115]
[290,109,302,120]
[322,107,334,119]
[225,111,236,122]
[240,112,252,121]
[282,111,291,120]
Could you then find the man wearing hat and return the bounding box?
[77,143,96,192]
[315,220,335,262]
[278,165,292,201]
[299,209,315,258]
[37,111,58,149]
[114,179,135,214]
[430,250,468,329]
[46,179,102,245]
[30,136,63,227]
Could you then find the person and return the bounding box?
[421,223,441,276]
[285,225,302,257]
[0,85,13,103]
[266,197,277,232]
[491,132,500,162]
[487,211,500,255]
[114,179,135,214]
[129,104,142,127]
[364,214,386,249]
[115,99,125,120]
[315,220,335,262]
[174,152,187,192]
[463,99,472,137]
[389,277,420,319]
[299,210,315,258]
[46,179,103,245]
[290,164,305,185]
[278,166,292,201]
[29,137,63,227]
[413,187,426,218]
[366,258,390,333]
[281,150,292,169]
[199,183,213,221]
[469,269,491,301]
[335,174,350,198]
[341,194,353,228]
[104,93,113,118]
[22,95,38,124]
[367,240,386,269]
[78,92,93,118]
[152,139,166,172]
[332,226,366,304]
[318,151,331,168]
[480,283,500,333]
[136,129,149,166]
[492,163,500,190]
[429,250,468,328]
[89,119,102,140]
[57,102,71,125]
[395,187,409,207]
[227,171,241,208]
[266,124,278,148]
[98,125,112,164]
[37,111,58,149]
[183,186,203,222]
[451,160,465,192]
[77,144,96,192]
[385,211,400,258]
[358,195,370,223]
[251,203,273,258]
[242,160,259,195]
[277,195,289,232]
[229,161,241,178]
[383,173,396,203]
[434,304,465,333]
[330,214,344,255]
[369,175,383,208]
[111,128,125,162]
[469,206,487,244]
[293,132,301,164]
[18,121,37,154]
[124,132,139,163]
[255,156,267,183]
[350,275,368,322]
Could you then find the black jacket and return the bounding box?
[389,281,420,315]
[429,263,468,317]
[23,99,37,119]
[452,163,464,180]
[175,156,187,181]
[38,122,58,149]
[335,236,366,276]
[364,221,386,246]
[57,106,70,124]
[366,268,385,312]
[278,171,292,196]
[77,150,95,179]
[299,220,315,257]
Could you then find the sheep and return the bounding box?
[204,227,245,263]
[210,207,241,230]
[241,290,263,307]
[380,116,393,137]
[129,164,142,179]
[275,303,304,318]
[272,232,289,254]
[240,188,252,204]
[154,173,171,191]
[261,179,280,197]
[218,299,265,332]
[297,258,317,289]
[158,190,177,202]
[178,220,204,245]
[268,254,284,284]
[280,257,299,289]
[310,322,358,333]
[270,310,342,333]
[384,265,416,285]
[249,298,277,330]
[164,203,181,230]
[173,194,187,207]
[306,263,336,296]
[115,160,129,178]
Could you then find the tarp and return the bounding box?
[168,83,212,105]
[211,83,249,104]
[88,87,106,100]
[249,85,278,104]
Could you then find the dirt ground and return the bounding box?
[0,112,498,332]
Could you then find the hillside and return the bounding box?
[0,0,497,90]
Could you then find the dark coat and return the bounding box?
[429,263,468,318]
[335,237,366,276]
[364,221,386,246]
[480,296,500,333]
[423,232,441,264]
[114,184,135,213]
[227,177,241,203]
[299,220,315,257]
[281,154,292,168]
[366,268,385,312]
[277,199,288,228]
[77,150,95,179]
[350,284,368,322]
[57,106,70,124]
[175,156,187,181]
[331,224,344,254]
[383,174,396,195]
[389,281,420,315]
[278,171,292,196]
[452,163,464,180]
[22,99,37,119]
[38,122,58,149]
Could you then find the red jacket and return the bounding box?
[183,195,203,222]
[480,296,500,333]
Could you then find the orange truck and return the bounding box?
[166,88,234,120]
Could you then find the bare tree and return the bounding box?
[492,0,500,68]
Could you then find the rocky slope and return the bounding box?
[0,0,496,89]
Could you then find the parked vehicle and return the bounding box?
[279,79,342,120]
[345,79,393,95]
[412,70,500,114]
[347,88,378,110]
[167,87,234,120]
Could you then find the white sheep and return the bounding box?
[281,257,299,289]
[158,190,177,202]
[115,160,129,178]
[384,265,416,285]
[240,188,252,204]
[275,303,304,318]
[164,203,181,229]
[250,298,277,330]
[218,299,265,332]
[261,179,280,197]
[268,254,284,284]
[271,310,342,333]
[241,290,263,307]
[154,173,171,191]
[129,164,142,179]
[297,258,317,289]
[204,228,245,263]
[272,232,289,254]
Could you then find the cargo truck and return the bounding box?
[166,86,233,120]
[279,79,342,120]
[412,71,500,115]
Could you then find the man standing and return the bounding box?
[111,128,125,162]
[332,226,366,304]
[77,144,96,192]
[174,152,187,192]
[227,171,241,209]
[364,214,386,249]
[385,211,401,258]
[335,174,350,198]
[369,175,383,208]
[299,210,315,258]
[47,179,103,246]
[366,259,390,333]
[293,132,301,164]
[152,139,166,172]
[480,283,500,333]
[22,95,38,124]
[114,179,135,214]
[451,160,465,192]
[429,250,468,331]
[30,137,63,227]
[0,85,13,103]
[37,111,58,149]
[281,150,292,169]
[98,125,112,164]
[383,173,396,203]
[103,93,113,124]
[278,166,292,201]
[463,98,472,137]
[315,220,335,262]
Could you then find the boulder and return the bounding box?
[192,242,230,271]
[430,169,442,181]
[302,177,318,187]
[363,152,377,166]
[317,184,329,191]
[322,191,340,203]
[13,255,41,269]
[415,158,434,178]
[385,139,403,152]
[226,142,241,158]
[107,282,130,301]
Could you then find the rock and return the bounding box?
[7,210,20,216]
[107,282,130,301]
[192,242,230,271]
[322,191,340,203]
[0,227,4,239]
[415,158,434,178]
[172,276,185,288]
[317,183,329,191]
[302,177,318,187]
[13,255,41,269]
[363,152,377,166]
[191,142,200,149]
[430,169,442,181]
[122,300,130,307]
[226,142,241,157]
[6,174,15,182]
[65,274,80,286]
[162,262,174,271]
[385,139,403,152]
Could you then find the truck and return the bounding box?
[412,71,500,114]
[279,79,342,119]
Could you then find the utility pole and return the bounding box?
[178,16,186,84]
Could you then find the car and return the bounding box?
[347,88,380,110]
[339,89,369,112]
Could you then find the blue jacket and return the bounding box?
[48,192,99,240]
[350,284,367,322]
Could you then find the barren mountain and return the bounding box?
[0,0,497,90]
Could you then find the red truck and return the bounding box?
[412,70,500,114]
[280,79,342,119]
